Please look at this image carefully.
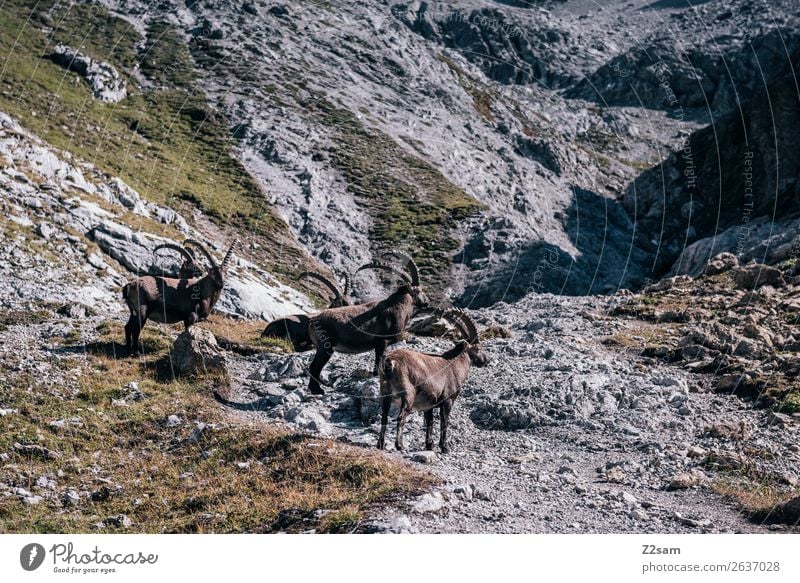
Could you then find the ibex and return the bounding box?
[122,239,238,355]
[261,270,352,352]
[377,308,488,453]
[306,252,428,395]
[152,243,203,279]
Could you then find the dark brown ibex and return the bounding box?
[261,270,352,352]
[122,239,238,355]
[306,252,428,395]
[377,309,488,453]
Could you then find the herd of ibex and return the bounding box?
[121,243,488,453]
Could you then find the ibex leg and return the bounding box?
[372,340,389,376]
[424,409,435,450]
[377,395,392,450]
[439,399,453,453]
[308,346,333,395]
[395,398,409,451]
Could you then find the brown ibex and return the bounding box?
[306,252,428,395]
[377,309,488,453]
[261,270,352,352]
[122,239,238,355]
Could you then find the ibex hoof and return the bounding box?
[440,446,450,454]
[309,387,325,396]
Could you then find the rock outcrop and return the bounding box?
[49,44,127,103]
[171,327,227,376]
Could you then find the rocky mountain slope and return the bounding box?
[4,1,796,305]
[91,0,799,303]
[0,111,310,320]
[3,0,797,303]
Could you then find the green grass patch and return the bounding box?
[437,53,496,122]
[38,0,141,70]
[775,392,800,415]
[0,309,51,332]
[202,316,295,354]
[140,20,196,88]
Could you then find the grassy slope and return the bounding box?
[0,316,429,533]
[0,0,312,279]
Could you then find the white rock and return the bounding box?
[62,490,80,507]
[410,451,437,464]
[630,509,649,521]
[187,423,208,444]
[411,492,445,514]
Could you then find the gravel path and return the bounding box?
[222,294,800,533]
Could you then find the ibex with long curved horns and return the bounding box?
[305,252,428,395]
[122,239,238,355]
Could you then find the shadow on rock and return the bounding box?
[460,186,653,307]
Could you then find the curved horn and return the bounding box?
[183,239,217,268]
[220,239,239,268]
[356,262,412,285]
[297,271,344,304]
[452,308,480,344]
[341,272,351,298]
[440,309,471,342]
[152,243,194,264]
[412,306,445,319]
[382,251,419,286]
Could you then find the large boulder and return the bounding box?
[705,252,739,276]
[670,217,800,278]
[89,221,173,275]
[171,327,226,376]
[732,264,785,290]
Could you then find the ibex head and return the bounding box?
[442,308,489,367]
[184,239,239,288]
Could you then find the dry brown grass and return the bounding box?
[601,322,680,350]
[711,479,797,523]
[202,315,295,354]
[0,318,432,533]
[706,446,799,525]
